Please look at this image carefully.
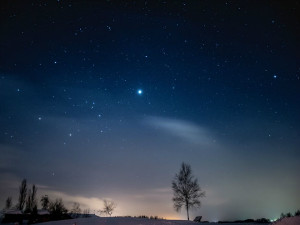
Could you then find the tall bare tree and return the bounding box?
[31,185,37,210]
[101,200,116,216]
[25,188,32,213]
[17,179,27,211]
[172,162,205,220]
[4,197,12,210]
[25,184,37,213]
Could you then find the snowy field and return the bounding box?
[33,217,273,225]
[1,215,297,225]
[34,217,196,225]
[271,216,300,225]
[33,216,300,225]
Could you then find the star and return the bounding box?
[137,89,143,95]
[273,74,277,79]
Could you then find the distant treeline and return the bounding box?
[280,210,300,219]
[218,218,270,223]
[1,179,101,224]
[123,215,164,220]
[218,210,300,224]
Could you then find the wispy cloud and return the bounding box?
[133,187,172,200]
[38,189,104,211]
[144,117,215,146]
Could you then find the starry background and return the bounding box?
[0,0,300,221]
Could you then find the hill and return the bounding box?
[271,216,300,225]
[34,217,196,225]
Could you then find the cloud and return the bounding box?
[37,189,174,218]
[132,187,172,200]
[144,117,215,146]
[37,189,104,211]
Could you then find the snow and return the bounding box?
[23,216,300,225]
[34,217,197,225]
[271,216,300,225]
[1,209,22,215]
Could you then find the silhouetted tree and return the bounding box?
[25,188,32,213]
[17,179,27,211]
[31,185,37,210]
[256,218,270,223]
[49,198,68,217]
[295,210,300,216]
[286,212,292,217]
[71,202,81,218]
[101,200,116,216]
[25,184,37,213]
[4,197,12,209]
[172,162,205,220]
[41,195,50,210]
[280,213,286,219]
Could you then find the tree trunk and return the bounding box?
[186,203,189,221]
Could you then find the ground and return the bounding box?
[33,217,271,225]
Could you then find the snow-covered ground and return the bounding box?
[5,214,300,225]
[35,217,196,225]
[33,217,274,225]
[271,216,300,225]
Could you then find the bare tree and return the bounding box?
[172,162,205,220]
[71,202,81,218]
[49,198,68,216]
[17,179,27,211]
[25,188,32,213]
[41,195,50,210]
[31,185,37,210]
[101,200,116,216]
[4,197,12,210]
[25,184,38,213]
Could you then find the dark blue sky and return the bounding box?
[0,0,299,221]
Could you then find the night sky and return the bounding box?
[0,0,300,221]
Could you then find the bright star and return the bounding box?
[137,89,143,95]
[273,74,277,79]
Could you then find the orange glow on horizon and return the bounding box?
[162,215,182,220]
